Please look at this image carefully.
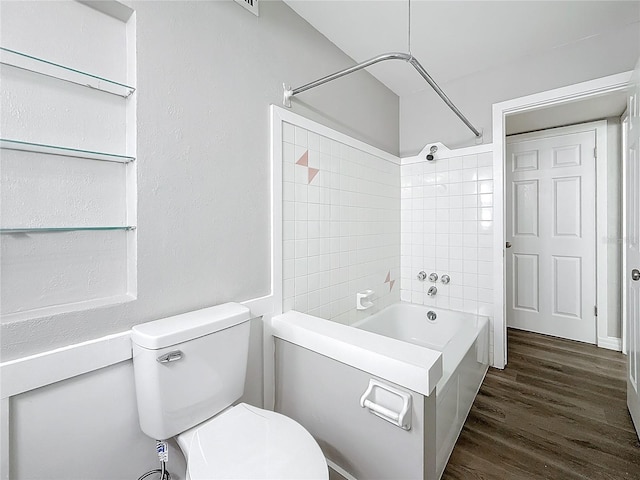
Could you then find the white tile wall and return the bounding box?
[400,151,494,320]
[282,122,400,325]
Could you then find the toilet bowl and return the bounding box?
[177,403,328,480]
[131,303,328,480]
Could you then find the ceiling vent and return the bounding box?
[234,0,259,17]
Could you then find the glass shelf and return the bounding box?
[0,138,135,163]
[0,226,136,233]
[0,47,135,98]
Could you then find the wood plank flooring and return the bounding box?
[442,328,640,480]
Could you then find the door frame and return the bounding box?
[622,108,630,355]
[492,71,632,369]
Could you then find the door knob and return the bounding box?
[506,242,512,249]
[632,269,640,281]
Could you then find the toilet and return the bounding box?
[131,303,328,480]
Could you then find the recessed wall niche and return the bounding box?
[0,1,137,321]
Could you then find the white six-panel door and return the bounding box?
[506,125,596,344]
[626,59,640,439]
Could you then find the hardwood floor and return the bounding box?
[442,328,640,480]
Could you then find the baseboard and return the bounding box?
[326,459,357,480]
[598,336,622,352]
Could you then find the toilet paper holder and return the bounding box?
[359,379,412,430]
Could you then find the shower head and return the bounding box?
[426,145,437,161]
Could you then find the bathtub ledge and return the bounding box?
[271,311,443,396]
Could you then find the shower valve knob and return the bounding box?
[417,271,427,281]
[441,275,450,284]
[428,273,438,282]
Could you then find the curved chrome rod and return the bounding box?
[283,52,481,138]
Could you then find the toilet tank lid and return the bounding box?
[131,303,251,350]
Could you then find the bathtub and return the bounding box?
[353,302,489,477]
[271,303,489,480]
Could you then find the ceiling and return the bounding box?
[284,1,640,98]
[506,90,628,136]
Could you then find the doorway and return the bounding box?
[491,71,631,368]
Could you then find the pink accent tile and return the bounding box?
[296,151,309,166]
[389,279,395,291]
[308,167,319,184]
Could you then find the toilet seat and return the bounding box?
[178,403,328,480]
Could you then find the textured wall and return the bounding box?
[0,0,399,360]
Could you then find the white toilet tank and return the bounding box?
[131,303,251,440]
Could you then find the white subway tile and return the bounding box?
[283,123,295,144]
[283,220,295,240]
[295,221,308,239]
[462,168,478,182]
[294,294,308,312]
[463,259,478,273]
[436,296,450,309]
[283,259,295,279]
[294,126,308,147]
[448,183,463,196]
[463,235,478,247]
[295,257,308,276]
[435,257,449,270]
[449,297,464,311]
[448,156,463,170]
[462,181,478,195]
[478,152,493,167]
[449,169,463,183]
[283,278,294,299]
[479,193,493,207]
[463,299,478,314]
[283,297,294,312]
[283,240,295,260]
[479,207,493,221]
[463,154,478,169]
[463,195,478,208]
[478,180,493,193]
[449,195,463,209]
[463,208,478,221]
[295,276,308,296]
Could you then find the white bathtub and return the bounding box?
[271,303,488,479]
[353,302,489,478]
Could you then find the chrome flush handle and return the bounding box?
[157,350,183,364]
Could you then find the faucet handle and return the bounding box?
[417,271,427,281]
[441,274,450,284]
[428,273,438,282]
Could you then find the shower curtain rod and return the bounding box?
[283,52,482,138]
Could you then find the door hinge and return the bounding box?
[594,305,598,317]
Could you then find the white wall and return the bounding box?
[400,20,640,154]
[1,2,399,479]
